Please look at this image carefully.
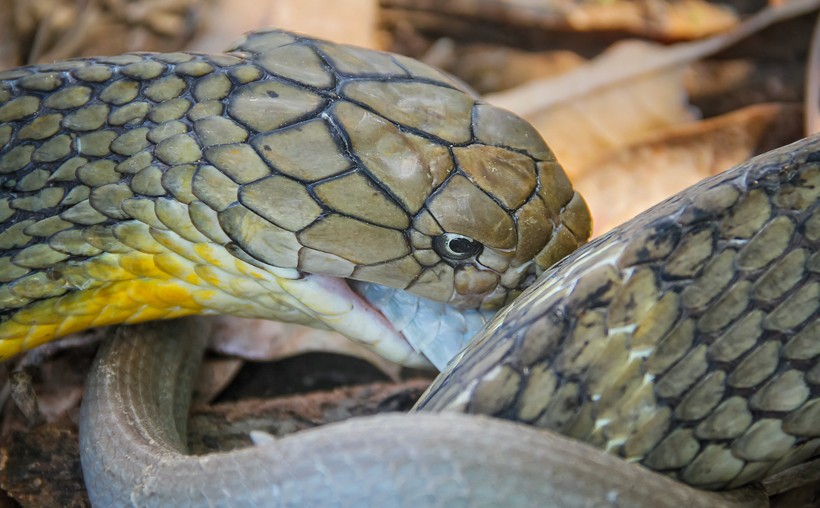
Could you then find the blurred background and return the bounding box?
[0,0,812,234]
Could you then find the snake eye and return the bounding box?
[433,233,483,260]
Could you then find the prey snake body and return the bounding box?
[0,29,817,506]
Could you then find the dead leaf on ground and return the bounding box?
[208,317,405,382]
[2,0,207,66]
[422,40,586,95]
[576,102,803,236]
[0,425,85,508]
[685,58,805,118]
[485,0,820,179]
[194,357,245,405]
[188,379,430,453]
[488,39,697,179]
[188,0,378,52]
[806,11,820,134]
[0,1,19,69]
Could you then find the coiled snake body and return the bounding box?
[0,29,817,506]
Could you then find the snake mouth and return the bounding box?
[294,273,427,367]
[349,281,495,371]
[299,273,492,370]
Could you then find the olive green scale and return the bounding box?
[417,136,820,490]
[0,28,590,354]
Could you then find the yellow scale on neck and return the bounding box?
[0,228,306,358]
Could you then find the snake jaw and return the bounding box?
[353,281,496,370]
[295,272,495,370]
[284,273,430,368]
[272,272,494,370]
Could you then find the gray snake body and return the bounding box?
[0,28,817,506]
[81,136,819,505]
[80,318,765,507]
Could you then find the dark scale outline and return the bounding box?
[215,69,427,278]
[0,55,241,312]
[0,33,558,327]
[416,148,819,489]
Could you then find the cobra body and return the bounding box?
[0,29,817,506]
[417,136,820,490]
[0,29,589,368]
[79,136,819,506]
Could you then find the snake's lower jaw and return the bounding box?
[286,274,495,370]
[272,272,426,368]
[353,281,496,370]
[280,272,474,369]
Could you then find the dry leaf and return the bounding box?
[0,1,20,69]
[194,357,244,405]
[208,317,404,381]
[685,58,805,118]
[486,0,820,178]
[189,0,378,52]
[382,0,741,41]
[423,40,586,95]
[577,103,802,236]
[187,380,430,452]
[566,0,739,39]
[806,12,820,134]
[4,0,206,65]
[490,39,697,178]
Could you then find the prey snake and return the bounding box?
[0,29,817,506]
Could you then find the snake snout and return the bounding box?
[0,27,589,365]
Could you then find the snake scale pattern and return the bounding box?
[0,27,817,502]
[417,138,820,489]
[0,29,589,364]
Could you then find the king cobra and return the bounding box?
[0,29,817,506]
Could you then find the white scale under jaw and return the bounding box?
[353,282,496,370]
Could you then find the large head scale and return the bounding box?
[0,29,591,368]
[223,30,592,312]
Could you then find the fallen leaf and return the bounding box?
[485,0,820,178]
[208,317,405,381]
[423,40,586,95]
[493,39,697,179]
[193,357,244,405]
[0,1,20,69]
[188,0,379,52]
[382,0,741,41]
[188,379,431,453]
[577,103,803,236]
[6,0,205,65]
[685,58,804,118]
[806,12,820,134]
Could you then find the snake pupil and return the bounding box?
[433,234,482,260]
